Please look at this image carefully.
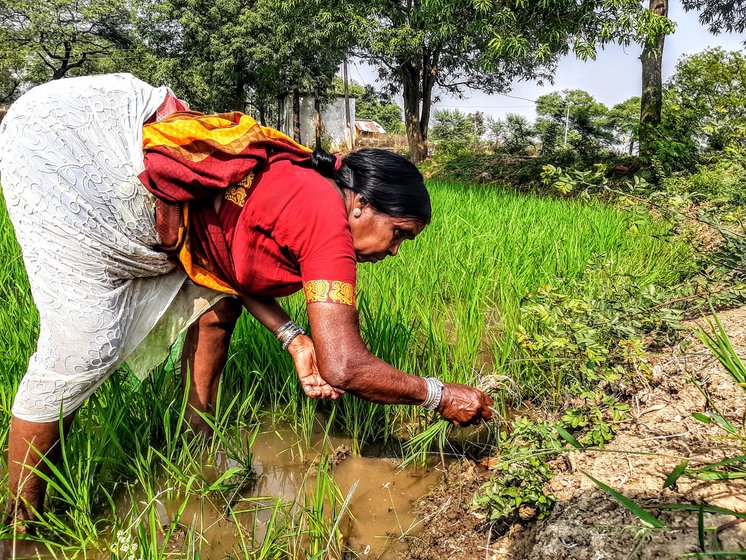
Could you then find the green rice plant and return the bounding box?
[0,179,698,556]
[400,419,450,469]
[118,478,194,560]
[660,313,746,487]
[230,497,295,559]
[697,312,746,390]
[223,180,694,452]
[292,458,355,560]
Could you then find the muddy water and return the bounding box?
[147,425,443,558]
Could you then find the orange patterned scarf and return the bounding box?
[139,112,312,294]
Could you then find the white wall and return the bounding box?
[278,95,355,151]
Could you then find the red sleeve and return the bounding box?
[271,166,357,306]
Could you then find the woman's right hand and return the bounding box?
[437,383,494,426]
[287,333,344,400]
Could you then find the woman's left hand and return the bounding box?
[287,334,344,400]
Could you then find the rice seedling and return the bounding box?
[222,181,692,449]
[0,180,695,557]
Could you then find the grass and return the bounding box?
[0,179,694,557]
[224,180,692,445]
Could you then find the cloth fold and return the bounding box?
[138,112,314,294]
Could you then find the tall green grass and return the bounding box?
[224,181,693,445]
[0,180,694,556]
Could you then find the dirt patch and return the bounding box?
[409,306,746,559]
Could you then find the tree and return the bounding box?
[667,48,746,151]
[681,0,746,34]
[356,100,405,135]
[430,109,480,153]
[487,113,535,155]
[639,0,674,161]
[138,0,361,119]
[535,90,612,156]
[607,97,641,155]
[360,0,654,162]
[0,45,29,102]
[637,0,744,161]
[0,0,137,93]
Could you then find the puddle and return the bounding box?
[121,425,443,558]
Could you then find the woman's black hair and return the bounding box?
[309,148,431,224]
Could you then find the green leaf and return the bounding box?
[583,472,667,529]
[692,412,712,424]
[663,460,689,489]
[711,413,738,435]
[556,426,584,449]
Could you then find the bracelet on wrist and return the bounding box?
[274,320,306,351]
[421,377,444,411]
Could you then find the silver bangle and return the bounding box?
[274,320,306,350]
[421,377,444,411]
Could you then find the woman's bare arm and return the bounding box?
[307,302,493,424]
[238,294,292,333]
[238,294,340,399]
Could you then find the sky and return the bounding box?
[346,3,745,124]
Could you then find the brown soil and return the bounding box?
[408,306,746,560]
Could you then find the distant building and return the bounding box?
[277,94,355,151]
[355,119,386,138]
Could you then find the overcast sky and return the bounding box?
[347,3,745,123]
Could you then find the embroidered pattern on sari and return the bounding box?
[304,280,356,306]
[224,173,254,207]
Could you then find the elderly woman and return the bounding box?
[0,73,493,526]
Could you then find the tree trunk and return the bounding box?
[233,81,246,112]
[258,103,266,126]
[639,0,669,161]
[402,65,427,163]
[314,97,322,150]
[292,89,302,144]
[232,55,246,112]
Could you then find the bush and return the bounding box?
[663,147,746,207]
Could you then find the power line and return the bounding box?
[350,61,369,89]
[435,104,535,109]
[491,92,538,103]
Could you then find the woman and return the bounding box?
[0,73,493,527]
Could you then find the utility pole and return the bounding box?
[563,103,570,149]
[343,60,354,151]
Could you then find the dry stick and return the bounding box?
[484,525,492,560]
[717,518,745,534]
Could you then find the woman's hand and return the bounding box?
[437,383,493,426]
[287,334,344,400]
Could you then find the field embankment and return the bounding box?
[410,306,746,560]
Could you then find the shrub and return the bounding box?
[664,147,746,207]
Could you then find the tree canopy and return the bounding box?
[487,113,535,155]
[667,48,746,151]
[681,0,746,34]
[607,97,641,155]
[137,0,361,114]
[359,0,657,161]
[0,0,137,98]
[535,89,612,155]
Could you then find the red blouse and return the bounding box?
[216,160,357,306]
